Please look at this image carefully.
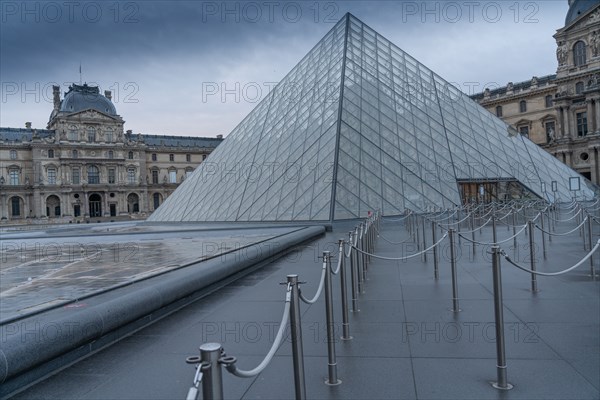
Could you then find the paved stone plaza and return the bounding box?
[5,209,599,400]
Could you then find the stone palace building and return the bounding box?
[472,0,600,186]
[0,83,223,224]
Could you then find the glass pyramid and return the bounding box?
[149,13,595,223]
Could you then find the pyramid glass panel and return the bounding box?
[149,13,594,223]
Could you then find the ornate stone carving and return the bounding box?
[556,41,568,66]
[591,30,599,57]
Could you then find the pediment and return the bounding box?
[63,108,121,122]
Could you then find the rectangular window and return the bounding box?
[108,168,116,184]
[9,170,19,185]
[11,198,20,217]
[186,154,191,162]
[545,95,553,108]
[169,170,177,183]
[73,204,81,217]
[577,112,588,137]
[152,170,159,184]
[518,126,529,138]
[72,168,80,184]
[495,106,502,117]
[47,168,56,185]
[152,153,157,161]
[128,168,136,184]
[169,154,174,162]
[545,121,556,143]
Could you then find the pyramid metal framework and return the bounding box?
[149,13,595,222]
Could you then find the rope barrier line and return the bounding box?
[458,223,528,246]
[385,211,413,222]
[535,216,588,237]
[549,208,582,222]
[331,254,342,275]
[427,210,458,222]
[225,285,292,378]
[437,212,472,227]
[299,264,327,304]
[454,216,493,234]
[501,239,600,276]
[373,224,414,245]
[349,232,448,261]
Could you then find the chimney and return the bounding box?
[25,122,32,129]
[216,134,223,139]
[104,90,112,101]
[52,85,60,111]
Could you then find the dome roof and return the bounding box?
[59,83,117,116]
[565,0,598,26]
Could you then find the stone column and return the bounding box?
[566,107,573,139]
[1,194,6,219]
[587,100,595,133]
[558,107,565,138]
[590,147,598,184]
[565,151,572,167]
[84,191,90,217]
[595,98,600,133]
[104,191,110,216]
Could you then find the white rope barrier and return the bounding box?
[349,232,448,261]
[458,223,528,246]
[535,216,588,237]
[299,264,327,304]
[501,240,600,276]
[225,286,291,377]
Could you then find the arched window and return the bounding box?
[105,128,114,143]
[576,81,584,95]
[48,149,54,158]
[87,127,96,142]
[519,100,527,113]
[72,149,78,158]
[573,41,586,66]
[128,151,134,160]
[87,165,100,184]
[495,106,503,117]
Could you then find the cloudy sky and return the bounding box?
[1,1,571,137]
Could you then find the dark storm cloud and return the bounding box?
[0,1,571,135]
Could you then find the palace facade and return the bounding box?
[0,83,223,224]
[472,0,600,186]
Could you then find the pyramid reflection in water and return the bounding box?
[149,13,594,222]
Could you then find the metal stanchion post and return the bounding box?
[492,215,497,245]
[200,343,224,400]
[540,211,547,259]
[547,212,552,243]
[449,228,460,312]
[512,210,517,251]
[471,212,476,258]
[422,216,427,262]
[528,220,538,292]
[490,246,513,390]
[357,226,365,293]
[588,216,595,278]
[323,252,341,385]
[287,275,307,400]
[338,240,352,340]
[432,221,439,280]
[415,216,421,252]
[349,231,359,312]
[360,223,367,284]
